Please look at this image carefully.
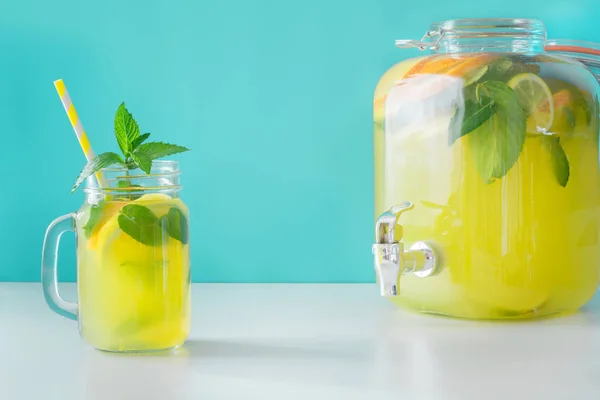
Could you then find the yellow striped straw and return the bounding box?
[53,79,108,188]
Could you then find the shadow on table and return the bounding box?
[376,289,600,332]
[180,338,369,361]
[82,338,378,397]
[89,337,370,363]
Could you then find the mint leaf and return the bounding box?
[83,201,106,238]
[478,57,512,82]
[131,133,151,150]
[564,107,576,129]
[542,136,570,187]
[511,61,541,76]
[72,152,124,192]
[491,57,513,75]
[165,207,189,244]
[118,204,162,246]
[136,142,190,161]
[469,81,526,182]
[484,57,540,82]
[131,151,153,174]
[574,94,593,126]
[117,180,142,189]
[114,102,140,156]
[462,99,495,136]
[116,180,142,200]
[450,97,495,144]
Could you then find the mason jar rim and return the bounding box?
[101,159,179,172]
[83,160,182,195]
[430,18,546,39]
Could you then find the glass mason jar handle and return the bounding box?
[41,213,78,320]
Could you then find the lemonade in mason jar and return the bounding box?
[43,101,191,351]
[76,163,190,351]
[372,19,600,319]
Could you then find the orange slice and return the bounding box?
[545,89,577,134]
[551,89,573,109]
[405,54,496,78]
[404,56,461,77]
[374,54,497,113]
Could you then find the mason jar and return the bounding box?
[42,161,191,351]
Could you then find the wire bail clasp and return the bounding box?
[395,30,444,51]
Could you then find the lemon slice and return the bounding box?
[463,65,488,86]
[508,73,554,133]
[85,201,124,249]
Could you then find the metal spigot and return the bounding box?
[372,202,441,297]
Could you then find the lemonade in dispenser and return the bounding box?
[372,19,600,319]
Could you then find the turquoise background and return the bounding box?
[0,0,598,282]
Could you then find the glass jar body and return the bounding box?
[374,50,600,319]
[73,162,191,351]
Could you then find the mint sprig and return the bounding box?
[130,151,153,175]
[118,204,189,246]
[470,81,526,182]
[72,102,190,192]
[455,81,526,183]
[165,207,189,245]
[131,133,151,150]
[118,204,163,246]
[83,201,106,238]
[114,102,140,155]
[136,142,191,162]
[450,95,495,145]
[542,136,570,187]
[72,152,125,191]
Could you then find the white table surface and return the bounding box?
[1,283,600,400]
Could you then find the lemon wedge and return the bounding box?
[508,73,554,134]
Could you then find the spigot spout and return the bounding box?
[373,203,441,297]
[372,242,402,296]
